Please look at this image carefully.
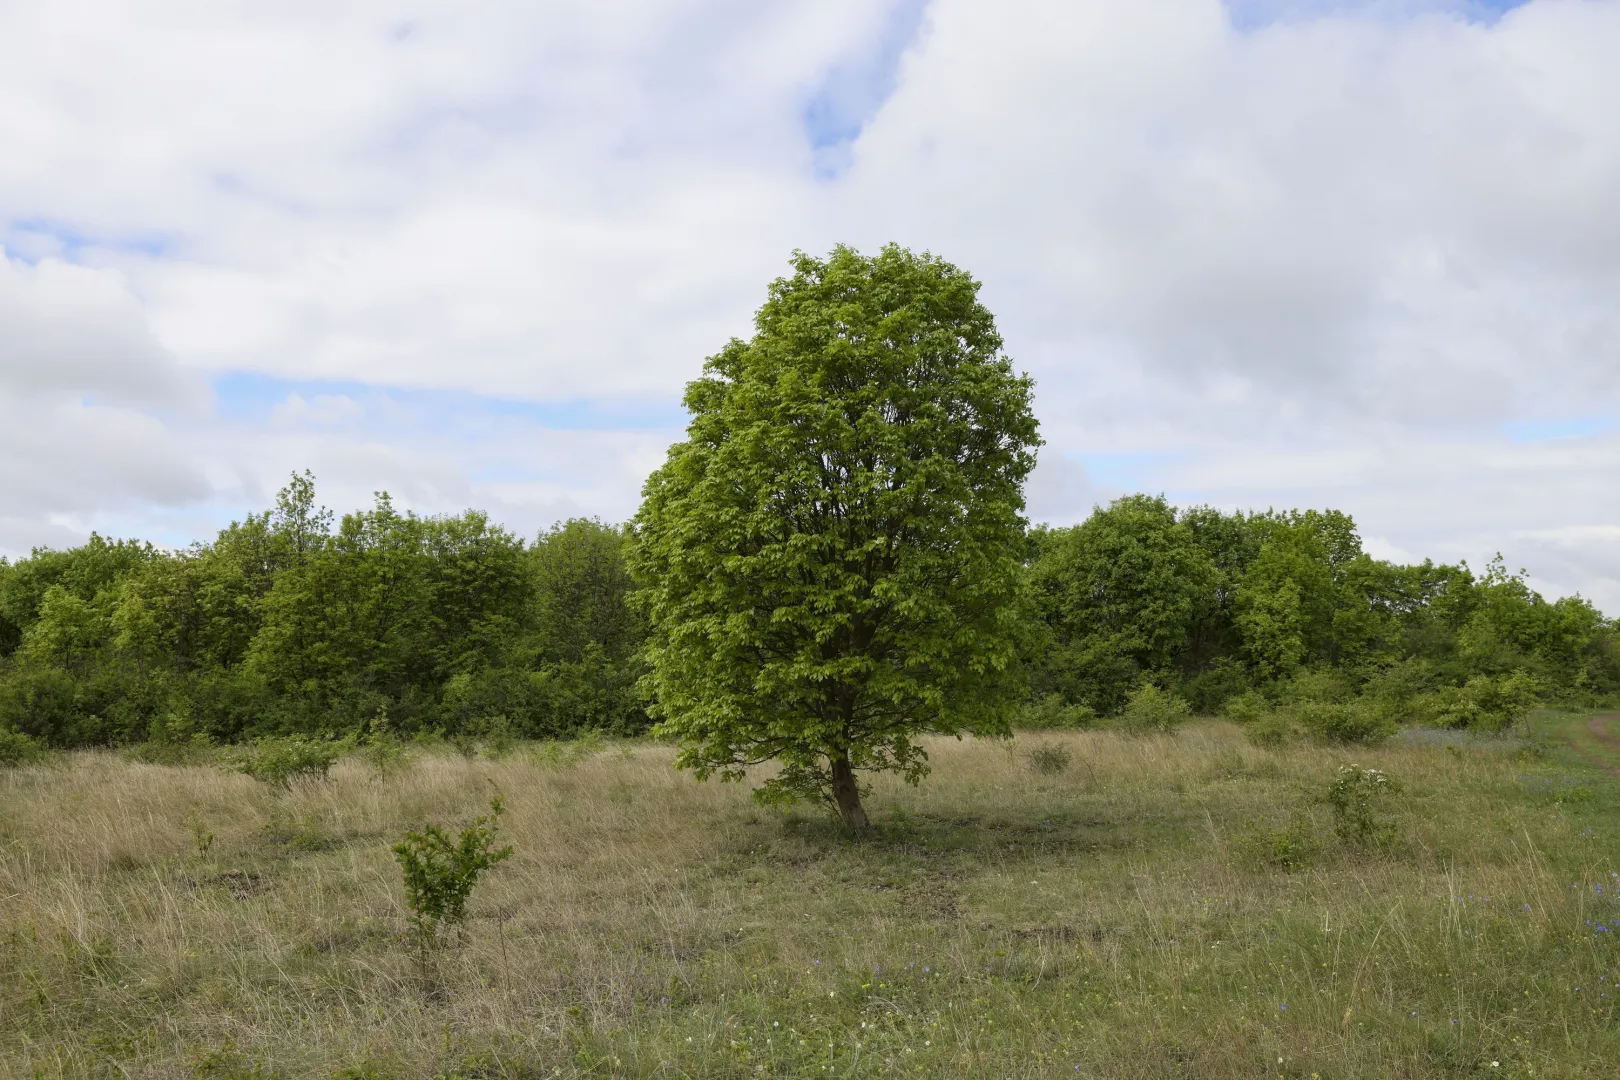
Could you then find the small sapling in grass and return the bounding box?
[393,793,513,953]
[359,710,412,778]
[1026,743,1073,776]
[1233,812,1322,870]
[472,715,518,759]
[231,736,342,790]
[1323,764,1401,851]
[359,732,410,778]
[185,805,214,859]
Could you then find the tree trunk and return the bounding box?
[829,750,870,832]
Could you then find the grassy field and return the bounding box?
[1,720,1618,1079]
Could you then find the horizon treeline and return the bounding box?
[0,476,1615,749]
[1026,495,1617,734]
[0,474,644,747]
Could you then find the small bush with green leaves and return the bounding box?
[1014,694,1097,731]
[1220,690,1271,725]
[185,806,214,859]
[1423,670,1542,733]
[1232,811,1322,870]
[1117,683,1191,735]
[231,736,343,789]
[1026,742,1073,776]
[528,728,609,768]
[261,807,338,852]
[393,794,513,944]
[1294,700,1396,745]
[359,734,411,777]
[471,715,519,759]
[1243,711,1298,749]
[125,733,214,766]
[0,728,47,767]
[1323,763,1400,851]
[1279,667,1355,706]
[357,709,413,777]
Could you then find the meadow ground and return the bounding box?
[2,718,1618,1079]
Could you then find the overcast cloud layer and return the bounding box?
[2,0,1618,609]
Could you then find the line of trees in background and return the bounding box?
[0,473,643,748]
[1,476,1615,750]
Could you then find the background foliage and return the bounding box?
[0,474,646,747]
[1029,495,1620,733]
[0,480,1615,750]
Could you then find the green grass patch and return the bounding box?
[0,726,1616,1078]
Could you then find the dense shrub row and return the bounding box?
[1027,495,1619,739]
[1,480,1613,750]
[0,473,645,747]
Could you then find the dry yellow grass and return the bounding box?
[1,724,1617,1078]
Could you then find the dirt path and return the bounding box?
[1580,711,1620,776]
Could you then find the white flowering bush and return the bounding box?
[1323,764,1400,850]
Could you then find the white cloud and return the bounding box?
[1,0,1619,612]
[0,252,211,553]
[840,0,1620,437]
[0,255,192,404]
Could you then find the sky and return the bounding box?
[3,0,1619,610]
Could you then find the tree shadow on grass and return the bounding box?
[765,805,1175,862]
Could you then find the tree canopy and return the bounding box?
[630,244,1041,829]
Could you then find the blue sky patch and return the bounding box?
[1072,449,1184,490]
[5,218,173,264]
[212,372,687,436]
[801,0,930,175]
[1224,0,1530,32]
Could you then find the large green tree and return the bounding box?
[630,244,1040,830]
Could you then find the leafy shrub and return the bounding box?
[440,656,648,741]
[124,735,214,766]
[1294,700,1396,745]
[1323,764,1400,850]
[1026,742,1073,775]
[1013,693,1097,730]
[1244,711,1299,749]
[1178,659,1252,715]
[356,709,413,777]
[358,733,412,777]
[528,728,608,768]
[231,736,343,789]
[261,807,338,852]
[1423,671,1541,733]
[393,794,513,944]
[124,712,214,765]
[448,732,480,760]
[1117,684,1191,735]
[1221,690,1271,725]
[185,806,214,858]
[1233,812,1321,869]
[1279,667,1355,706]
[0,728,47,767]
[0,666,78,745]
[449,714,520,760]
